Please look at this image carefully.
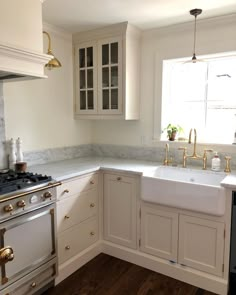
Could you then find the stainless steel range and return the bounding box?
[0,170,60,295]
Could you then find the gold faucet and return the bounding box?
[163,143,171,166]
[178,129,213,169]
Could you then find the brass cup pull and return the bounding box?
[90,180,94,185]
[90,231,95,236]
[90,203,95,208]
[64,215,70,219]
[65,245,70,250]
[63,189,69,193]
[31,282,37,288]
[117,177,122,181]
[0,247,14,265]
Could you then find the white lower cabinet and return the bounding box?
[58,216,98,264]
[140,206,178,261]
[57,173,99,267]
[103,173,137,249]
[140,204,225,277]
[178,214,225,276]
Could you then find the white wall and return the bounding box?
[3,24,92,151]
[92,14,236,148]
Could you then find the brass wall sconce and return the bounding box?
[43,31,62,70]
[189,8,202,63]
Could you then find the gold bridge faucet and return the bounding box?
[178,128,213,169]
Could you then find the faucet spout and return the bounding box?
[188,128,198,157]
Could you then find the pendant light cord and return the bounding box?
[193,15,197,58]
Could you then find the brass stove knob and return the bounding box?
[3,204,13,213]
[43,191,52,200]
[17,200,26,208]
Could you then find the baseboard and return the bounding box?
[101,241,228,295]
[55,240,228,295]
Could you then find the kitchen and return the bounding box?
[1,0,236,294]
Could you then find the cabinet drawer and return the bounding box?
[57,188,98,233]
[3,258,56,295]
[58,216,98,264]
[57,173,98,199]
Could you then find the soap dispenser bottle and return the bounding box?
[211,152,221,171]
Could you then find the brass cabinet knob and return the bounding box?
[31,282,37,288]
[17,200,26,208]
[43,191,52,199]
[90,231,95,236]
[117,177,122,181]
[90,180,94,185]
[65,245,70,250]
[63,189,69,194]
[64,215,70,219]
[3,204,13,213]
[90,203,95,208]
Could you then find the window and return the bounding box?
[161,54,236,144]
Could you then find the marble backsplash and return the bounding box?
[25,142,236,171]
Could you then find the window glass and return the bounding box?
[161,55,236,144]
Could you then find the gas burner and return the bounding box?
[0,171,52,194]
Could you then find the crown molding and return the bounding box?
[43,22,72,41]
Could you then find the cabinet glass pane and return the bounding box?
[87,91,94,110]
[87,47,93,67]
[102,68,109,88]
[79,48,85,68]
[111,66,118,87]
[111,89,118,109]
[80,70,86,89]
[87,69,93,88]
[80,91,86,110]
[111,42,118,64]
[102,44,109,65]
[102,90,109,109]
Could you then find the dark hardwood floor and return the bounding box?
[44,254,217,295]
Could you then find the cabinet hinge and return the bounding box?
[139,239,141,247]
[222,264,224,273]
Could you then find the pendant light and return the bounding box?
[190,8,202,63]
[43,31,62,70]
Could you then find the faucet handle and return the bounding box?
[178,147,187,153]
[224,156,231,173]
[203,149,213,156]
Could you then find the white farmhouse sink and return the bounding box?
[142,166,227,216]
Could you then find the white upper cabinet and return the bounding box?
[73,22,141,120]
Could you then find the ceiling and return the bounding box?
[42,0,236,33]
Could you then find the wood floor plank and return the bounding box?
[44,254,217,295]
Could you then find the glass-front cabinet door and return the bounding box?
[75,42,97,114]
[98,37,122,114]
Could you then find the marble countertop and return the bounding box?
[29,157,159,181]
[29,156,236,189]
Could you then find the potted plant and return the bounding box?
[164,124,183,141]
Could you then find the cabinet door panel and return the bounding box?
[104,174,137,249]
[140,206,178,261]
[178,215,224,276]
[98,37,122,114]
[75,41,97,114]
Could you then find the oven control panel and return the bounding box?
[0,187,57,223]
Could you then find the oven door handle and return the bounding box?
[0,246,14,265]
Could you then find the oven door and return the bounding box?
[0,203,56,289]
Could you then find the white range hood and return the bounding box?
[0,0,51,82]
